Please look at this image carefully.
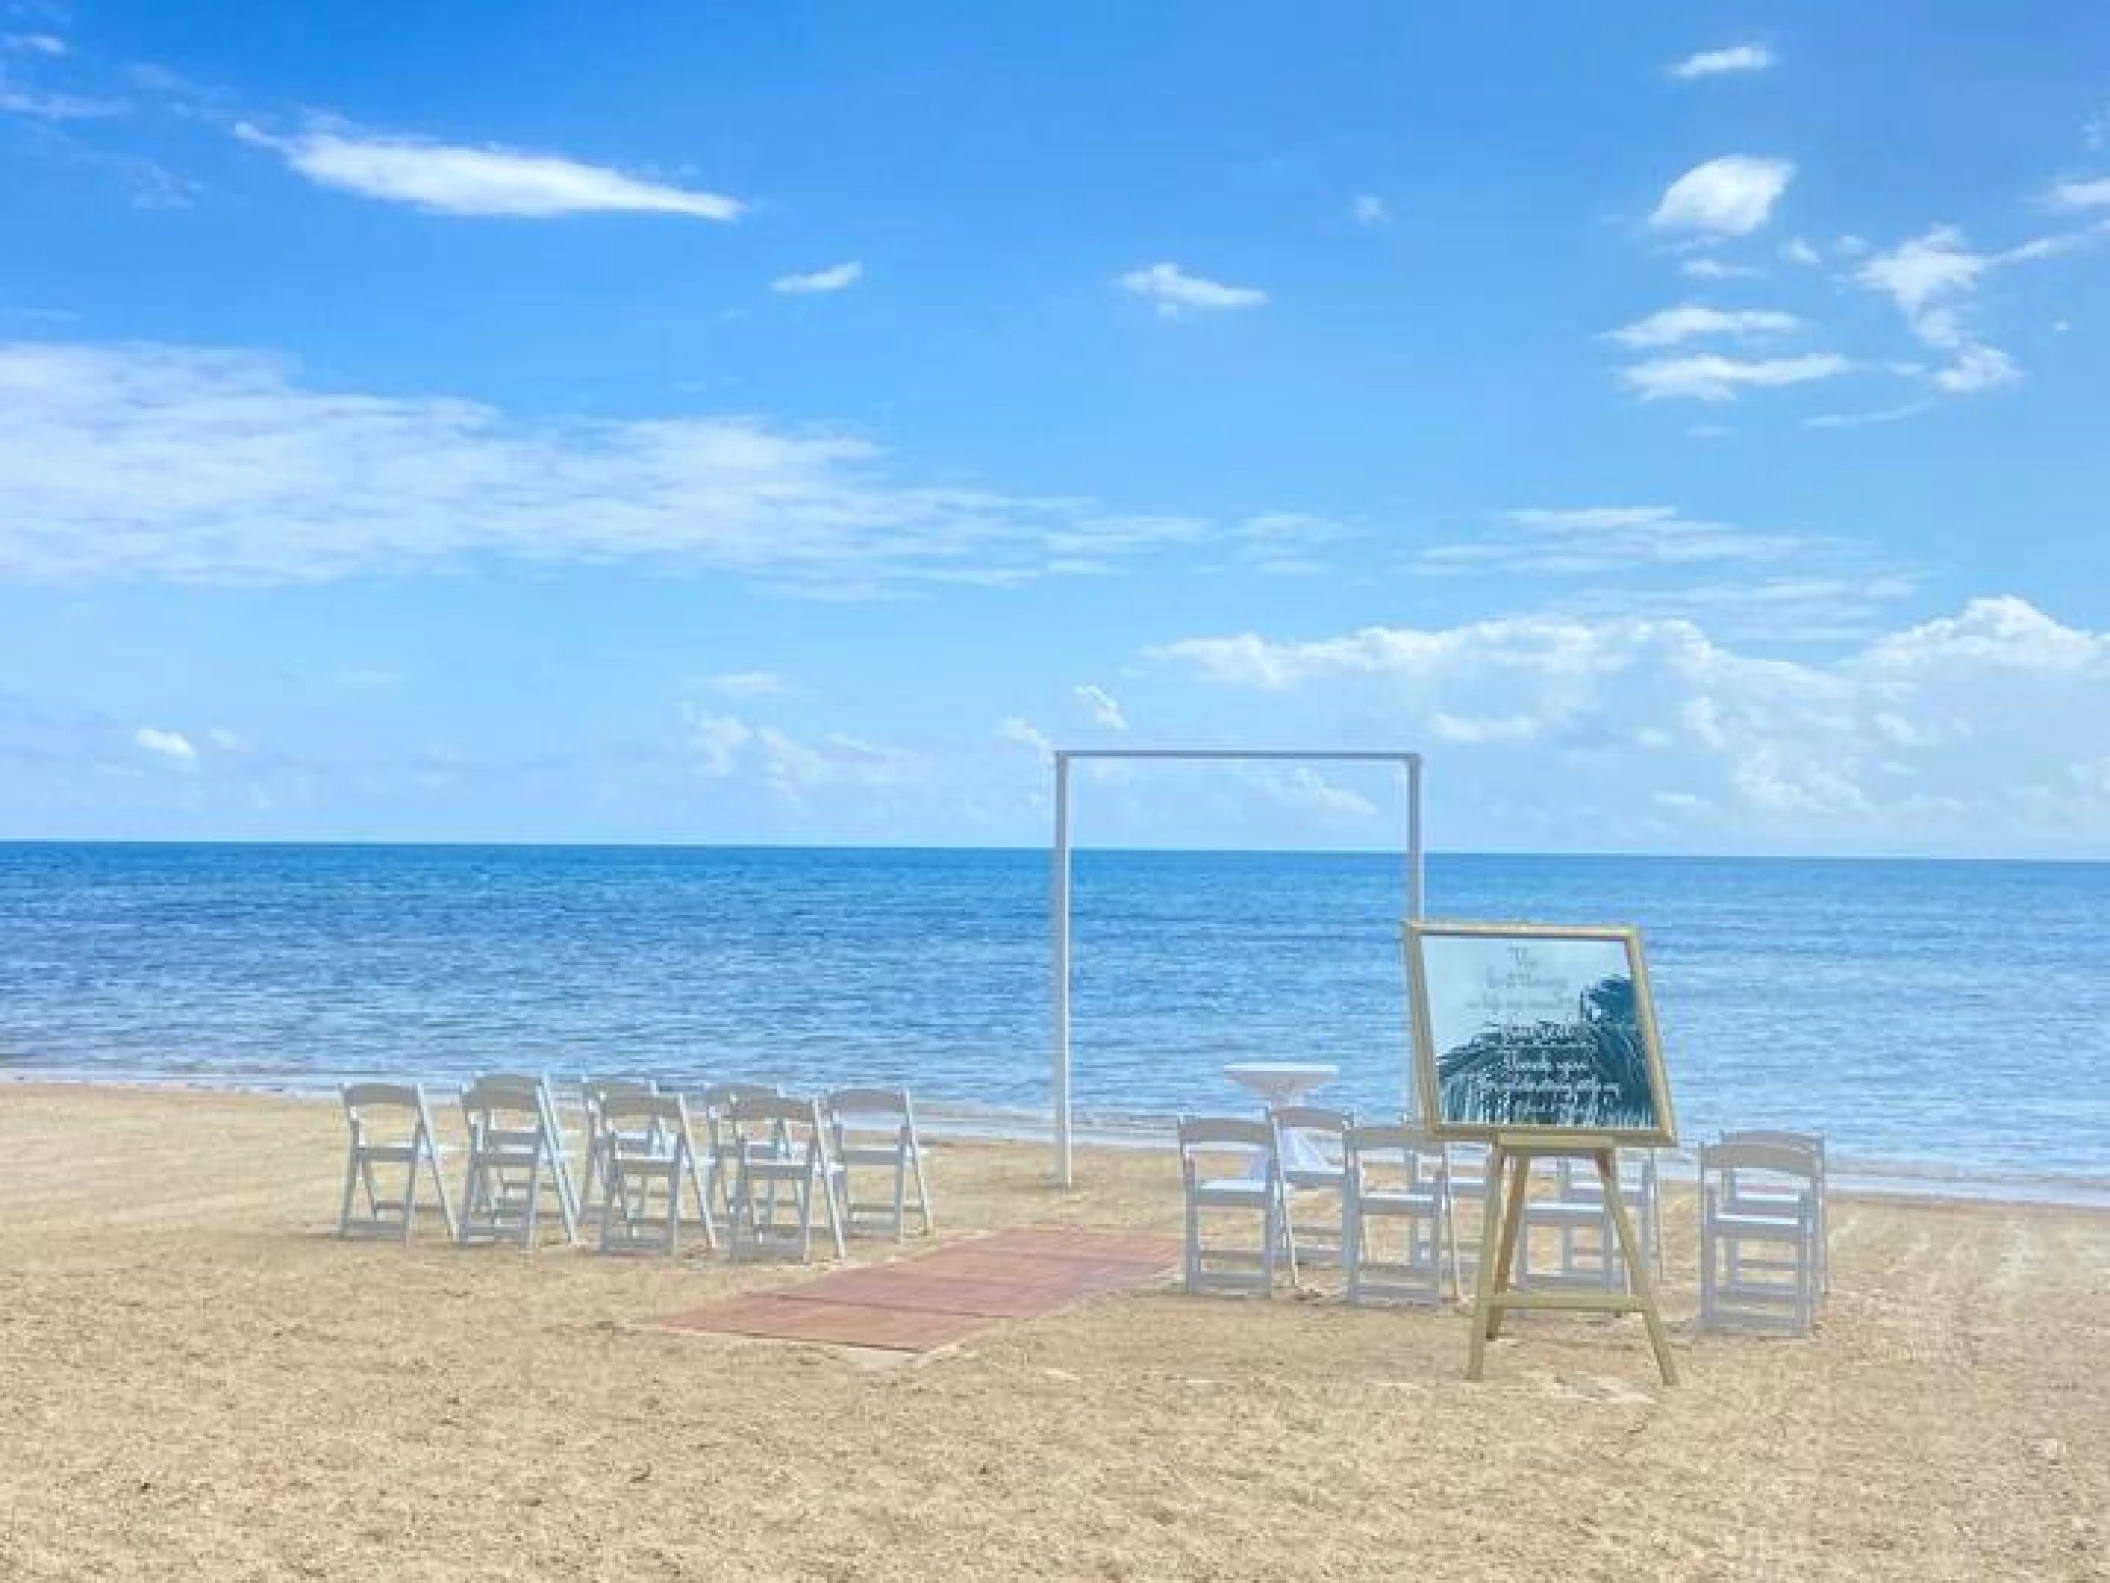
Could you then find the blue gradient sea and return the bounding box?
[2,843,2105,1190]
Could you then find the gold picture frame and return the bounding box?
[1405,920,1677,1147]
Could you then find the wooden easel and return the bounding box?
[1465,1131,1678,1386]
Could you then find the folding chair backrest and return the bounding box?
[463,1075,544,1123]
[1703,1138,1819,1185]
[1344,1121,1442,1179]
[338,1082,455,1242]
[1178,1116,1277,1181]
[825,1086,933,1240]
[600,1089,689,1134]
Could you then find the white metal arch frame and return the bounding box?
[1051,747,1425,1186]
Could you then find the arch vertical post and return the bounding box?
[1051,751,1074,1187]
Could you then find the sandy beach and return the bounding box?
[2,1083,2105,1581]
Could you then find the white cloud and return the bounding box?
[1073,684,1128,732]
[2049,176,2110,210]
[1803,400,1934,430]
[0,339,1209,594]
[1618,351,1851,402]
[0,80,123,119]
[1431,711,1543,744]
[1852,224,2091,394]
[1250,766,1379,819]
[1351,194,1389,227]
[997,716,1053,759]
[1603,304,1804,349]
[1650,155,1795,237]
[1868,596,2108,675]
[134,726,196,765]
[236,121,744,219]
[700,670,788,700]
[682,704,919,792]
[4,33,68,56]
[1148,599,2110,849]
[1780,237,1821,266]
[771,261,863,295]
[1118,262,1267,317]
[1669,44,1775,80]
[1679,258,1761,281]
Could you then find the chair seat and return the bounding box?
[1192,1178,1272,1206]
[1359,1188,1442,1214]
[1711,1207,1810,1234]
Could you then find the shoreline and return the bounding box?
[9,1066,2108,1213]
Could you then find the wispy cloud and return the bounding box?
[1803,400,1935,431]
[1118,262,1267,317]
[134,726,196,765]
[235,120,745,219]
[1618,351,1851,402]
[1073,684,1128,732]
[1421,506,1812,577]
[0,80,122,119]
[0,339,1210,594]
[1852,224,2092,395]
[1780,236,1822,266]
[1679,257,1761,281]
[1650,155,1795,237]
[1351,193,1389,227]
[996,716,1052,759]
[1669,44,1775,80]
[3,33,68,56]
[1603,304,1804,349]
[771,261,864,295]
[700,670,789,700]
[2049,175,2110,210]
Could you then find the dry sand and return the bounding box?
[1,1083,2105,1581]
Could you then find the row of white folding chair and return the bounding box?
[338,1076,931,1261]
[1700,1130,1826,1335]
[1272,1109,1454,1304]
[1178,1112,1453,1303]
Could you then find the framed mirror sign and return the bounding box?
[1405,921,1676,1146]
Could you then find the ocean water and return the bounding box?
[1,843,2106,1185]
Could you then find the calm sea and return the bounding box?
[1,843,2105,1186]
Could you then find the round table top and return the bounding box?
[1223,1062,1339,1082]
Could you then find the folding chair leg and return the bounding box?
[910,1143,935,1235]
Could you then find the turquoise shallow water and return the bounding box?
[1,843,2105,1183]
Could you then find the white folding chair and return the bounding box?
[1269,1105,1353,1268]
[1720,1129,1829,1292]
[696,1081,783,1220]
[1342,1122,1452,1306]
[337,1082,456,1242]
[1512,1151,1663,1294]
[1700,1137,1821,1335]
[458,1074,578,1247]
[475,1070,581,1234]
[1177,1116,1295,1296]
[578,1077,661,1223]
[596,1090,715,1256]
[725,1094,845,1263]
[825,1087,935,1240]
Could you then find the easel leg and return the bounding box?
[1465,1144,1508,1382]
[1598,1149,1678,1387]
[1486,1153,1530,1341]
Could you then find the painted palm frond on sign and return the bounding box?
[1406,923,1675,1144]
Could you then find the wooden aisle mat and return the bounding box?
[653,1226,1180,1352]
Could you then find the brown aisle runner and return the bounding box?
[653,1226,1180,1352]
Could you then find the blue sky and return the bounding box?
[2,1,2108,854]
